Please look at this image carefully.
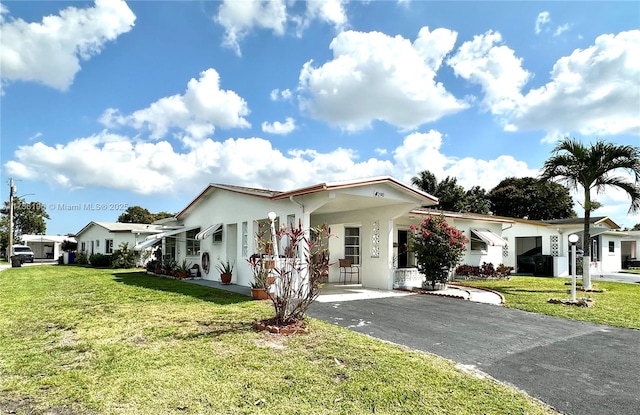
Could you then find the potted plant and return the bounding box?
[176,259,191,279]
[216,260,234,284]
[163,258,177,277]
[248,255,271,300]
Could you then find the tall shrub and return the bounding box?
[410,215,468,289]
[249,220,331,326]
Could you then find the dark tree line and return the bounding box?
[411,170,576,220]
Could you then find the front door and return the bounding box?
[397,230,409,268]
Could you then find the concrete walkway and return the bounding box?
[183,279,504,305]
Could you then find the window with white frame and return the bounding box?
[608,241,615,254]
[105,239,114,254]
[344,227,361,265]
[186,228,200,256]
[81,242,86,252]
[470,230,487,251]
[96,240,100,248]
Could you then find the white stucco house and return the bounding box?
[21,234,76,260]
[134,176,444,290]
[75,222,179,263]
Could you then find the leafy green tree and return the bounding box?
[117,206,155,223]
[436,177,467,212]
[411,170,488,213]
[117,206,174,224]
[540,138,640,289]
[488,177,576,220]
[464,186,491,214]
[409,215,468,290]
[0,197,50,254]
[632,223,640,231]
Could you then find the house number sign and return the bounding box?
[374,191,385,197]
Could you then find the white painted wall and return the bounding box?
[597,234,623,273]
[178,189,303,286]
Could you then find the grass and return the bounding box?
[458,276,640,329]
[0,266,555,415]
[622,269,640,274]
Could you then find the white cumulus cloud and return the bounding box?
[298,28,467,131]
[262,117,296,134]
[100,68,250,141]
[509,30,640,140]
[270,88,292,101]
[535,11,550,35]
[216,0,288,56]
[5,128,540,199]
[448,30,531,118]
[0,0,135,91]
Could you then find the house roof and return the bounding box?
[411,209,515,224]
[75,221,172,237]
[21,234,77,243]
[176,176,438,219]
[543,216,620,229]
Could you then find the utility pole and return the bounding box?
[8,178,15,260]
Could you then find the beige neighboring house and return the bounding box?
[75,222,181,264]
[21,234,76,260]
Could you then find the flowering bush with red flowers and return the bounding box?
[410,215,469,289]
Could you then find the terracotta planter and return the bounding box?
[154,268,163,275]
[251,288,270,300]
[220,272,232,284]
[177,272,188,279]
[264,260,275,269]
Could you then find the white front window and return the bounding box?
[344,227,361,265]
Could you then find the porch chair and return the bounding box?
[339,259,360,284]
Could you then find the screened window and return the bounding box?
[344,227,361,265]
[470,231,487,251]
[105,239,114,254]
[608,241,615,253]
[186,228,200,256]
[212,227,223,243]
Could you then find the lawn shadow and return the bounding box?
[498,287,567,294]
[112,271,253,305]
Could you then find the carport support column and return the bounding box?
[387,219,394,290]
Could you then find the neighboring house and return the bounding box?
[621,231,640,268]
[134,176,438,290]
[501,216,623,276]
[21,234,76,260]
[75,222,178,263]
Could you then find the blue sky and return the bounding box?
[1,0,639,235]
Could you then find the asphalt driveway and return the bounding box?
[308,294,640,415]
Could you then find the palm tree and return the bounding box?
[540,138,640,289]
[411,170,438,195]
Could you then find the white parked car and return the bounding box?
[12,245,35,263]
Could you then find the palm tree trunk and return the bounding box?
[582,189,592,290]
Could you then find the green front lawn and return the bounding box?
[0,266,554,415]
[459,276,640,329]
[622,269,640,275]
